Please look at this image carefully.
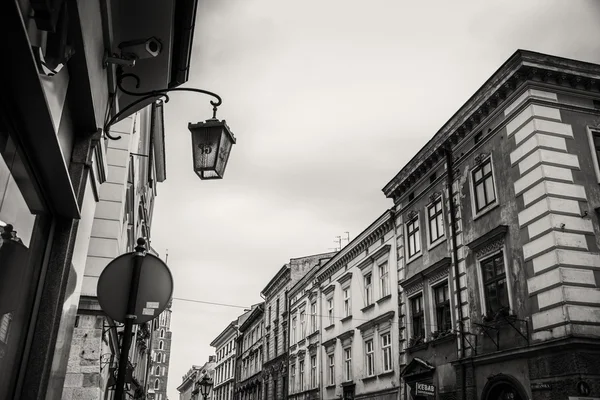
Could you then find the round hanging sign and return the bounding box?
[97,252,174,324]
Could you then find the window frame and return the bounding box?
[409,293,425,340]
[381,331,392,372]
[344,346,352,381]
[586,126,600,183]
[328,353,335,385]
[433,280,452,332]
[477,249,512,315]
[310,355,317,388]
[379,261,390,298]
[470,155,498,218]
[364,272,373,306]
[343,287,351,317]
[299,359,305,389]
[426,195,446,248]
[300,310,306,339]
[406,214,422,261]
[364,339,375,377]
[291,316,297,343]
[327,297,334,326]
[290,364,296,393]
[310,302,317,333]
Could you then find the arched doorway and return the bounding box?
[482,375,528,400]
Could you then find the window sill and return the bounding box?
[361,375,377,382]
[473,202,499,221]
[427,237,446,252]
[326,384,336,389]
[298,338,306,346]
[430,332,456,346]
[406,341,429,353]
[341,380,355,387]
[361,303,375,313]
[307,330,319,339]
[340,315,352,323]
[324,324,335,331]
[376,294,392,304]
[378,370,394,378]
[406,253,422,265]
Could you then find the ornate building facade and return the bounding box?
[261,253,335,400]
[234,303,264,400]
[383,50,600,400]
[211,320,238,400]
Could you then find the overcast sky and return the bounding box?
[149,1,600,397]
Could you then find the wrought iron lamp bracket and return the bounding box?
[104,67,223,140]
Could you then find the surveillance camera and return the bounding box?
[118,37,162,60]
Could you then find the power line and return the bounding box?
[172,297,249,310]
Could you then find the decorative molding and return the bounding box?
[428,191,441,203]
[428,267,449,285]
[404,282,423,297]
[337,330,354,342]
[474,152,490,166]
[475,239,504,259]
[337,272,353,286]
[322,338,336,349]
[357,311,395,333]
[407,210,418,220]
[323,284,335,296]
[466,225,508,258]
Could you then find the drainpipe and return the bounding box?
[444,145,467,400]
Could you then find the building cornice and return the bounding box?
[382,50,600,200]
[316,210,394,285]
[356,311,395,332]
[239,303,264,332]
[260,264,290,299]
[210,320,238,348]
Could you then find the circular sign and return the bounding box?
[97,252,173,324]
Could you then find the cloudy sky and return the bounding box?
[149,1,600,397]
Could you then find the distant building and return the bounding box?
[260,253,335,400]
[148,303,173,400]
[234,303,265,400]
[211,320,238,400]
[382,50,600,400]
[178,357,216,400]
[294,211,397,400]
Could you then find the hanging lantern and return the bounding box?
[188,119,236,180]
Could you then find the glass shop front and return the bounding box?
[0,117,52,398]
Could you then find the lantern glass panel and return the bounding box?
[188,119,236,180]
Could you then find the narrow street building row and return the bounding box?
[209,50,600,400]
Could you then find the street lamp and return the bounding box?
[198,375,213,400]
[104,67,236,180]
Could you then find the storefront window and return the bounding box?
[0,127,50,398]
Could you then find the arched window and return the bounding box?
[154,379,160,390]
[157,353,162,363]
[159,341,164,350]
[160,329,165,338]
[156,366,161,375]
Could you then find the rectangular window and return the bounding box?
[428,196,444,244]
[328,354,335,385]
[343,288,351,317]
[310,302,317,333]
[327,298,334,325]
[300,311,306,339]
[268,306,272,326]
[292,316,297,343]
[481,252,509,313]
[290,364,296,392]
[379,262,389,298]
[299,360,305,389]
[365,340,374,376]
[407,217,421,258]
[472,158,496,213]
[411,295,424,339]
[435,282,451,331]
[364,273,373,306]
[344,347,352,381]
[381,332,392,372]
[587,128,600,182]
[310,355,317,388]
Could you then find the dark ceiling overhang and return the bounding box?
[110,0,199,124]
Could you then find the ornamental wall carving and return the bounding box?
[475,238,504,259]
[405,281,423,297]
[428,267,449,285]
